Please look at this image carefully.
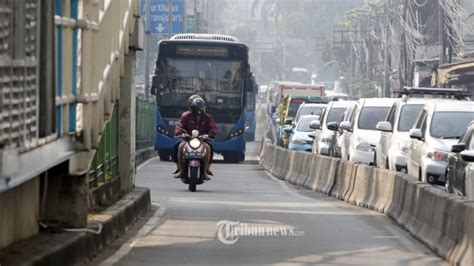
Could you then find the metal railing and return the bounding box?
[136,99,155,150]
[89,104,119,188]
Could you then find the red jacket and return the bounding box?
[175,111,218,138]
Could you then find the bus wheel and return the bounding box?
[245,133,255,142]
[240,152,246,162]
[223,152,240,163]
[159,151,171,161]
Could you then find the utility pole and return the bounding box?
[438,1,446,65]
[383,0,390,96]
[144,0,151,100]
[168,0,173,38]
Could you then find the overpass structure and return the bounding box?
[0,0,150,251]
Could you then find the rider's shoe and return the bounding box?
[173,171,181,178]
[206,170,214,176]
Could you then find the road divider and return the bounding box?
[258,140,473,265]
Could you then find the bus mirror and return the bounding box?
[151,75,161,92]
[245,77,253,91]
[150,87,157,96]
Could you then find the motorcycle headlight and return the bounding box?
[397,141,410,154]
[189,138,201,149]
[354,137,372,152]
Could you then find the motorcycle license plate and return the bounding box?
[184,152,203,159]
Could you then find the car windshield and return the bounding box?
[300,106,324,117]
[430,111,474,139]
[326,107,346,125]
[357,106,391,130]
[297,118,314,132]
[398,104,424,131]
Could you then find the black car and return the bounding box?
[446,122,474,199]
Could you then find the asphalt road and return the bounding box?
[93,136,446,266]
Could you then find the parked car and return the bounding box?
[311,100,353,157]
[339,98,397,165]
[287,115,320,152]
[276,96,325,147]
[375,98,426,172]
[334,101,358,158]
[293,102,326,128]
[407,101,474,184]
[446,122,474,199]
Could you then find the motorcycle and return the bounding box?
[178,130,211,192]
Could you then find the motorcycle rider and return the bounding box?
[174,97,217,179]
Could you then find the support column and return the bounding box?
[119,51,137,193]
[43,168,88,228]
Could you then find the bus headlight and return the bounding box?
[229,128,244,138]
[156,125,168,135]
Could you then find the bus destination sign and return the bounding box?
[176,46,229,57]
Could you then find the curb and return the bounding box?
[0,187,151,266]
[135,148,158,167]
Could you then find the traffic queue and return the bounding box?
[268,87,474,200]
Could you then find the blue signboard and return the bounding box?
[141,0,185,35]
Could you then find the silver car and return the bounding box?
[339,98,397,165]
[407,101,474,184]
[311,101,353,157]
[446,123,474,200]
[375,98,426,172]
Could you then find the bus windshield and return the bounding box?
[158,57,243,110]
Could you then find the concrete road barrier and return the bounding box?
[330,160,358,201]
[295,153,313,186]
[258,142,474,265]
[286,152,305,184]
[274,147,291,180]
[316,157,339,194]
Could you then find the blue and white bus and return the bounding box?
[151,34,256,163]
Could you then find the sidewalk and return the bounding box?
[0,187,151,266]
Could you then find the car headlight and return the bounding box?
[427,150,448,161]
[354,137,372,152]
[292,138,306,145]
[321,136,332,144]
[397,141,410,154]
[189,138,201,149]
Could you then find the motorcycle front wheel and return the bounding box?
[189,167,198,192]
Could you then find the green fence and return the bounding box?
[89,104,119,188]
[136,99,155,150]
